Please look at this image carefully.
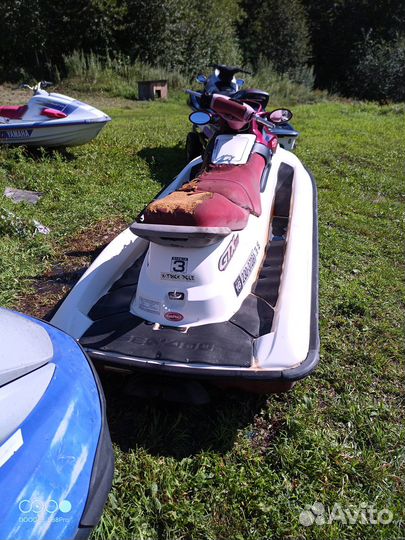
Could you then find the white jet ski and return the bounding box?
[0,81,111,147]
[51,91,319,393]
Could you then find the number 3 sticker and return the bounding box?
[171,257,188,273]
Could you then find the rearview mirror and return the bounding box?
[196,74,207,84]
[189,111,212,125]
[236,78,245,88]
[268,108,293,124]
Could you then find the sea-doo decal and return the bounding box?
[234,242,260,296]
[126,335,214,351]
[164,312,184,322]
[161,272,195,282]
[171,256,188,273]
[139,296,161,314]
[218,234,239,271]
[0,129,33,139]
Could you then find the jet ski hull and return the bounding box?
[0,309,113,540]
[0,87,110,147]
[52,147,319,393]
[0,118,109,147]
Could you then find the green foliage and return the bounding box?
[0,0,121,80]
[119,0,243,73]
[239,0,312,82]
[0,206,33,238]
[0,0,242,81]
[243,58,321,104]
[1,0,405,100]
[348,35,405,103]
[305,0,405,97]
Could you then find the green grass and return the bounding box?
[0,98,404,539]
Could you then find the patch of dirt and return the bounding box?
[0,83,30,105]
[247,411,286,455]
[16,217,128,320]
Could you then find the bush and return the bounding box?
[243,58,322,105]
[348,35,405,103]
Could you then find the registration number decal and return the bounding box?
[234,242,260,296]
[161,272,195,282]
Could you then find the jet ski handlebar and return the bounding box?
[185,89,292,128]
[19,81,54,93]
[209,64,251,76]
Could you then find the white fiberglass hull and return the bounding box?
[0,119,109,147]
[51,148,319,392]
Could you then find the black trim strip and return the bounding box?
[253,142,271,163]
[260,163,271,192]
[77,344,114,531]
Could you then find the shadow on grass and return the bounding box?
[137,145,186,187]
[100,371,269,458]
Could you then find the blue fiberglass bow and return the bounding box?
[0,309,113,540]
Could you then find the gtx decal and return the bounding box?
[218,234,239,271]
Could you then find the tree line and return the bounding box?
[1,0,404,102]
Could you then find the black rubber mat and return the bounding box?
[88,253,146,320]
[253,163,293,307]
[230,294,274,337]
[80,162,294,368]
[81,312,253,367]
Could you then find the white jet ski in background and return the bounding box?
[0,81,111,147]
[51,90,319,394]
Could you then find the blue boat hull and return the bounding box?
[0,312,113,540]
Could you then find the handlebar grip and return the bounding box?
[211,95,251,121]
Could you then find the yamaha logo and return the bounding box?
[218,234,239,271]
[164,312,184,322]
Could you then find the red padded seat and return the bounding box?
[142,152,265,231]
[0,105,28,119]
[41,108,67,119]
[194,153,264,216]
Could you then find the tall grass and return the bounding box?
[62,51,327,104]
[63,51,188,99]
[243,58,326,105]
